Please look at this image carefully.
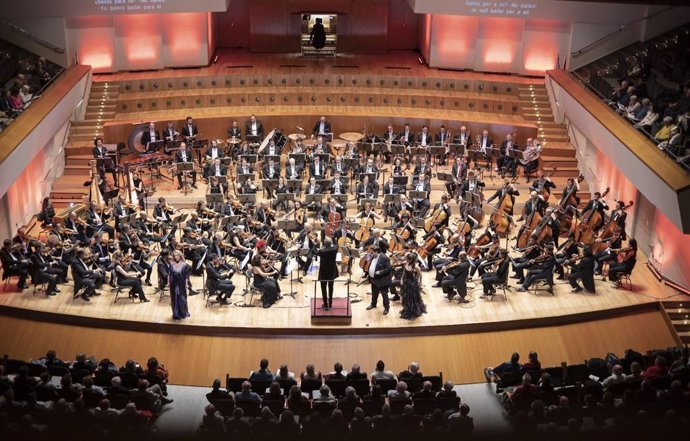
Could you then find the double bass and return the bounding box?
[596,200,633,244]
[516,205,543,249]
[489,191,513,236]
[534,167,558,201]
[576,187,610,244]
[558,174,584,234]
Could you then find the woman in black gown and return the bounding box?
[251,253,280,308]
[399,252,426,320]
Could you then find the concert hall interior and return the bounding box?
[1,0,690,439]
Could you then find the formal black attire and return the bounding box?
[317,245,339,308]
[140,129,161,152]
[367,253,392,311]
[481,258,510,295]
[568,255,596,292]
[245,120,264,139]
[312,120,332,137]
[71,258,105,299]
[441,260,470,301]
[206,263,235,302]
[175,148,197,187]
[115,263,148,301]
[0,247,30,288]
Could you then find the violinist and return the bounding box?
[38,196,56,228]
[486,180,520,216]
[65,212,88,244]
[226,226,253,261]
[207,235,234,271]
[175,142,197,190]
[479,248,510,300]
[134,211,162,244]
[113,252,149,302]
[516,244,556,293]
[206,254,235,305]
[593,227,624,275]
[119,226,136,254]
[0,239,30,290]
[12,227,36,258]
[469,236,501,279]
[250,252,279,309]
[221,190,239,217]
[45,234,71,276]
[186,212,209,235]
[30,243,61,295]
[567,246,596,293]
[511,241,542,286]
[71,249,106,301]
[181,227,207,275]
[608,238,637,286]
[255,201,275,227]
[431,234,464,287]
[555,232,580,280]
[153,197,175,226]
[131,239,154,286]
[113,194,132,232]
[330,171,347,195]
[440,251,470,303]
[266,227,289,278]
[86,201,115,239]
[356,175,375,203]
[90,232,116,287]
[294,224,320,276]
[581,191,609,231]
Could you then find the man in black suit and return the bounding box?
[140,122,161,153]
[412,156,431,183]
[0,239,30,290]
[448,157,468,194]
[567,247,596,293]
[480,249,510,299]
[382,124,397,144]
[317,238,339,309]
[181,116,198,141]
[304,177,323,213]
[581,192,609,231]
[262,157,279,180]
[163,121,178,142]
[497,133,518,177]
[441,251,470,303]
[365,245,392,315]
[285,158,302,181]
[245,115,263,140]
[227,120,242,139]
[204,140,224,162]
[411,176,431,217]
[516,246,556,293]
[71,249,105,301]
[175,142,197,189]
[486,180,520,216]
[398,123,414,146]
[416,125,432,147]
[312,115,331,138]
[477,129,494,155]
[206,254,235,305]
[92,137,117,184]
[454,125,472,147]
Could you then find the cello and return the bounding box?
[325,210,341,237]
[354,211,375,243]
[424,203,448,233]
[417,226,446,260]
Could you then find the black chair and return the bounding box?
[2,357,26,375]
[250,379,272,395]
[402,376,422,393]
[277,378,298,396]
[106,393,130,410]
[288,400,311,417]
[337,399,358,420]
[237,400,260,417]
[651,375,672,391]
[412,397,436,415]
[300,379,322,395]
[421,374,443,391]
[27,363,47,377]
[389,398,411,414]
[362,398,384,417]
[226,376,248,393]
[120,373,140,389]
[347,378,370,397]
[84,391,104,409]
[566,363,590,386]
[211,398,236,417]
[372,378,397,394]
[94,370,114,388]
[325,379,347,397]
[312,401,336,418]
[71,368,92,384]
[437,396,460,412]
[606,381,628,397]
[261,399,285,417]
[543,366,565,388]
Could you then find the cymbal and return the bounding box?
[303,139,317,147]
[340,132,364,142]
[328,139,347,148]
[288,133,305,141]
[226,137,241,144]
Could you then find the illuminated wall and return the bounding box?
[65,12,212,73]
[428,14,570,75]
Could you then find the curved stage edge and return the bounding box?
[0,299,667,338]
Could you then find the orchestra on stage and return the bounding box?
[1,115,639,320]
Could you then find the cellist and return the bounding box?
[425,194,452,231]
[392,210,417,248]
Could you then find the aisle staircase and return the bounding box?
[49,81,119,209]
[662,301,690,344]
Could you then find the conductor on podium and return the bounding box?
[317,237,339,310]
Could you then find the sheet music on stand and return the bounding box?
[409,191,428,200]
[344,158,359,169]
[287,180,303,193]
[276,193,295,204]
[332,194,348,205]
[237,173,255,184]
[436,172,454,183]
[305,193,323,205]
[390,144,405,155]
[176,161,195,172]
[410,146,427,156]
[358,172,378,182]
[221,157,233,166]
[146,140,164,153]
[288,153,306,164]
[429,146,445,158]
[277,219,298,233]
[240,154,258,165]
[263,155,280,164]
[317,179,331,190]
[449,143,464,157]
[392,176,409,186]
[383,194,400,204]
[262,179,278,192]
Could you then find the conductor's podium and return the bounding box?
[311,297,352,325]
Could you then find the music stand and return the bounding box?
[332,194,348,206]
[449,143,465,158]
[392,176,408,187]
[238,193,256,206]
[390,144,405,155]
[238,173,255,184]
[287,180,302,196]
[436,172,454,184]
[262,179,278,196]
[146,140,164,153]
[246,135,261,144]
[340,247,360,286]
[206,193,223,205]
[287,248,309,287]
[289,153,306,165]
[305,193,323,209]
[317,179,331,191]
[221,157,233,166]
[358,198,377,210]
[264,154,280,163]
[409,191,428,200]
[241,154,258,165]
[176,161,195,195]
[467,149,481,167]
[383,194,400,204]
[172,213,189,241]
[344,158,359,169]
[276,193,295,208]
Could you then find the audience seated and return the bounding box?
[371,360,395,381]
[249,359,273,381]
